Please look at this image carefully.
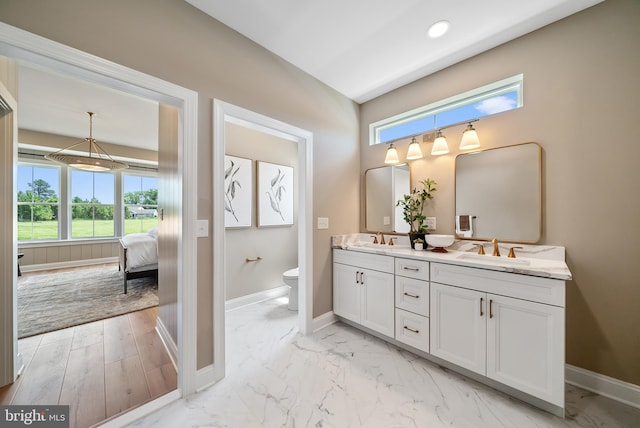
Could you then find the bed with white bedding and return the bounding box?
[118,228,158,293]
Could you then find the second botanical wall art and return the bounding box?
[257,161,294,227]
[224,155,252,228]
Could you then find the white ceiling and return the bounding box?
[18,64,159,151]
[17,0,602,150]
[186,0,602,103]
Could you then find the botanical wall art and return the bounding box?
[257,161,294,227]
[224,155,252,228]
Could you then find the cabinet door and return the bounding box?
[486,294,565,407]
[333,263,360,324]
[430,283,486,375]
[360,268,395,338]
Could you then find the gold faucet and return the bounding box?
[370,234,378,244]
[474,243,485,255]
[388,237,397,246]
[492,238,500,257]
[507,247,523,258]
[378,232,386,245]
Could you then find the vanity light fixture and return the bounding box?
[45,112,129,171]
[430,130,450,155]
[406,136,423,160]
[381,119,481,162]
[384,143,400,164]
[459,122,481,150]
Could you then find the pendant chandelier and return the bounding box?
[45,112,129,172]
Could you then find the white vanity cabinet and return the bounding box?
[333,249,395,338]
[429,262,565,408]
[394,258,430,352]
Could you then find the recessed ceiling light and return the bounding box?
[428,20,450,38]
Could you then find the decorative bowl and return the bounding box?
[425,234,455,252]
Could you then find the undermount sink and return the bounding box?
[457,252,531,266]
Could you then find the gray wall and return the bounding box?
[0,0,360,369]
[225,122,298,301]
[360,0,640,385]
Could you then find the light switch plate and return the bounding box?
[425,217,436,231]
[317,217,329,229]
[196,219,209,237]
[383,216,391,225]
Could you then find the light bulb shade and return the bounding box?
[459,124,481,150]
[431,132,449,155]
[406,137,423,160]
[384,143,400,164]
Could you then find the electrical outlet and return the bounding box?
[425,216,436,231]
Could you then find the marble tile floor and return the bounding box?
[130,298,640,428]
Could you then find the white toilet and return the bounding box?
[282,267,299,311]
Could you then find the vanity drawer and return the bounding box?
[395,276,429,317]
[395,308,429,353]
[430,262,565,307]
[395,258,429,280]
[333,248,394,274]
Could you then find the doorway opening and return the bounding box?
[212,100,313,382]
[0,23,199,425]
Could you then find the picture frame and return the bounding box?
[257,161,294,227]
[224,155,252,228]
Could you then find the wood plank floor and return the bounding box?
[0,307,177,428]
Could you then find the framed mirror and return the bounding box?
[455,142,541,243]
[365,164,410,233]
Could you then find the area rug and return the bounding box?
[18,266,158,338]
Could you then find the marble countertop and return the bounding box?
[332,234,572,281]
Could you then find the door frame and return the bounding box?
[211,99,314,383]
[0,22,199,421]
[0,76,18,388]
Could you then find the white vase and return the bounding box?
[414,242,424,251]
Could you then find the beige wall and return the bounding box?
[360,1,640,385]
[225,122,298,301]
[0,0,360,369]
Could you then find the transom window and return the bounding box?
[370,74,523,145]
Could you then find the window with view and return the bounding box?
[17,164,60,241]
[71,170,115,238]
[370,74,524,145]
[123,174,159,235]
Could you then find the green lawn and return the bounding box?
[18,218,158,241]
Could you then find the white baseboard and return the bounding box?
[225,285,289,311]
[312,311,338,332]
[155,318,178,371]
[566,364,640,409]
[20,256,119,273]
